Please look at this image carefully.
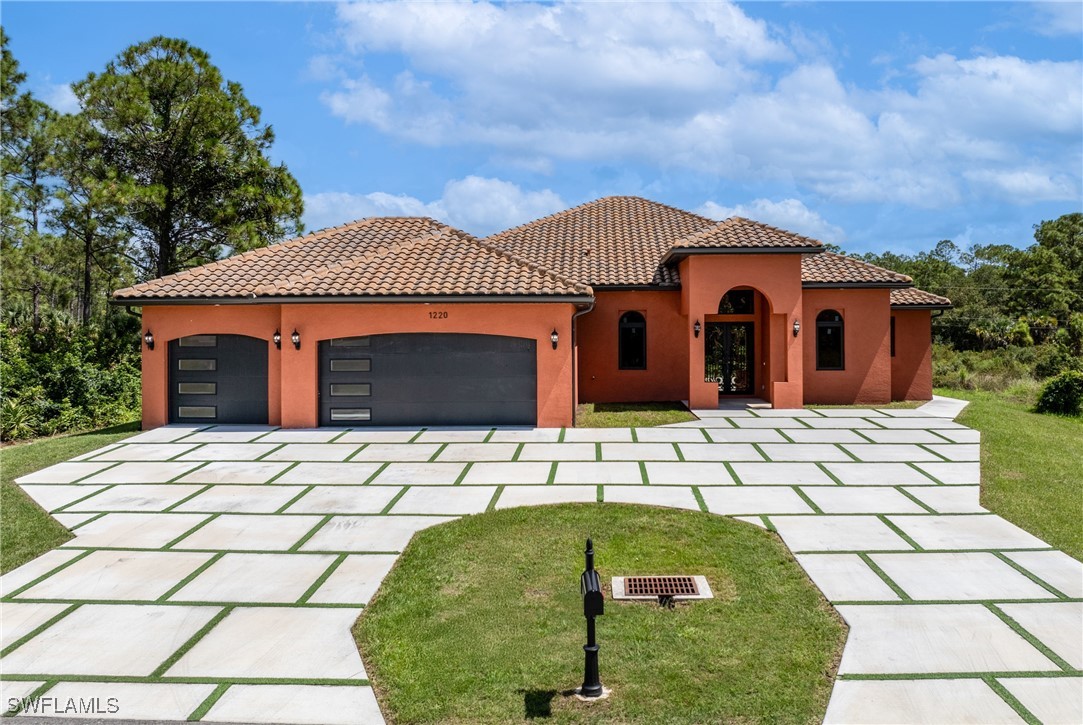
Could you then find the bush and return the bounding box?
[1036,371,1083,416]
[0,321,141,441]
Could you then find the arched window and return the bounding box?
[718,289,754,315]
[618,311,646,370]
[816,310,844,370]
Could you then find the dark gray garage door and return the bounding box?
[319,333,537,426]
[169,334,269,424]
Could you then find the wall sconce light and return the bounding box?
[273,330,282,349]
[143,330,154,350]
[291,329,301,350]
[550,329,559,350]
[693,320,701,338]
[793,319,801,337]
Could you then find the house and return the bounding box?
[113,197,950,429]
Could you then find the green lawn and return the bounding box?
[575,402,697,428]
[0,422,139,573]
[938,388,1083,561]
[356,504,845,724]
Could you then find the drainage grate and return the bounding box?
[623,576,700,597]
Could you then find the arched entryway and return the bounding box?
[704,287,772,399]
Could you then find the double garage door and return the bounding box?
[319,333,537,426]
[168,333,537,427]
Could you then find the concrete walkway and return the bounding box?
[2,402,1080,724]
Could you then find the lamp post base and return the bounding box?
[573,686,611,702]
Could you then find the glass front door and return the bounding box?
[704,322,754,395]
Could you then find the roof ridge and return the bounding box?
[671,215,824,250]
[471,234,593,295]
[484,195,715,242]
[253,231,437,296]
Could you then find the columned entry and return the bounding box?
[704,323,754,395]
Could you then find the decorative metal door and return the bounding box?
[704,323,754,395]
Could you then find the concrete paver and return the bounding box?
[0,604,220,676]
[19,550,212,602]
[495,485,598,509]
[824,679,1024,724]
[42,681,218,721]
[1002,550,1083,598]
[202,684,384,725]
[835,604,1060,674]
[165,607,365,679]
[869,552,1056,600]
[999,677,1083,725]
[169,553,336,603]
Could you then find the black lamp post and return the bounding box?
[273,330,282,349]
[291,329,301,350]
[693,320,701,338]
[551,329,559,350]
[143,331,154,350]
[579,538,604,698]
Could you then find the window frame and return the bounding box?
[618,311,647,370]
[815,309,845,371]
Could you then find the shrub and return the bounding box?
[0,321,141,441]
[1036,371,1083,416]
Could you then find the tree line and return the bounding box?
[1,30,303,439]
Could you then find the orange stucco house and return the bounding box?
[113,197,950,429]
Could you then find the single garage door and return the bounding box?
[169,334,269,424]
[319,333,537,426]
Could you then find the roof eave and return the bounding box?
[890,303,953,310]
[111,293,596,306]
[662,246,823,265]
[802,281,912,289]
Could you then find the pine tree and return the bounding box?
[73,36,304,279]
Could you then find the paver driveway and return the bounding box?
[2,399,1080,724]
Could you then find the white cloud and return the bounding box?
[42,83,79,114]
[303,176,565,236]
[697,198,845,244]
[318,1,1082,208]
[963,168,1078,202]
[1029,2,1083,37]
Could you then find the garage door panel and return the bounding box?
[169,335,268,425]
[319,333,537,426]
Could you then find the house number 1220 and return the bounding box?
[429,311,448,319]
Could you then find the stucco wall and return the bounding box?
[576,290,689,403]
[801,288,892,404]
[141,301,578,429]
[890,309,934,401]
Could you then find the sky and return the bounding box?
[4,1,1081,255]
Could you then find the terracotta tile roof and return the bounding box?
[801,252,912,286]
[890,287,952,308]
[484,196,719,286]
[113,218,592,301]
[668,217,823,253]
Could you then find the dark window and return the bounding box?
[890,317,896,357]
[816,310,845,370]
[718,290,754,315]
[618,311,646,370]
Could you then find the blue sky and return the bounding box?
[5,1,1081,254]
